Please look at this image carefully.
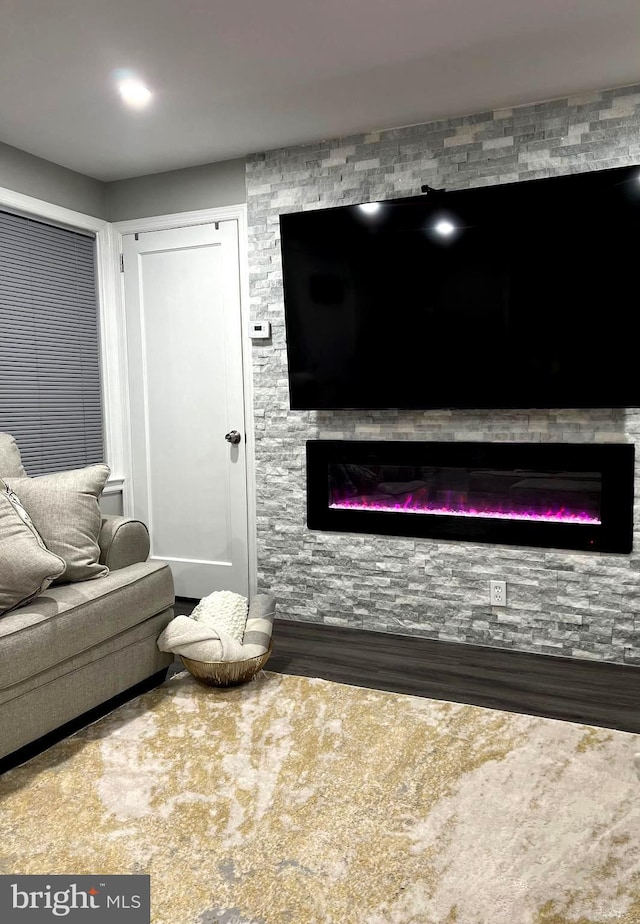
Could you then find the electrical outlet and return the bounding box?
[490,580,507,607]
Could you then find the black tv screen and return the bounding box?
[279,164,640,410]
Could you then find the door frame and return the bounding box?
[114,204,257,597]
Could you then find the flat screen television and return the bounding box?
[279,164,640,410]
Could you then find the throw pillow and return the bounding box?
[5,463,111,584]
[0,433,28,478]
[0,478,66,614]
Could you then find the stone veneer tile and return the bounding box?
[246,82,640,666]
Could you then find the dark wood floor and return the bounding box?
[173,598,640,733]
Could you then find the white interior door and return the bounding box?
[122,220,248,598]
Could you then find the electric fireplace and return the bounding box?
[306,441,635,553]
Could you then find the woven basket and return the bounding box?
[180,640,273,688]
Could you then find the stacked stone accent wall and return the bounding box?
[246,84,640,664]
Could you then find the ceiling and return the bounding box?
[1,0,639,182]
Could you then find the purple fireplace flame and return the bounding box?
[328,463,604,527]
[330,494,601,525]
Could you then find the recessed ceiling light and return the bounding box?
[434,220,455,236]
[118,78,152,109]
[359,202,380,214]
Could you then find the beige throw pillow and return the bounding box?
[5,463,111,584]
[0,478,66,614]
[0,433,28,478]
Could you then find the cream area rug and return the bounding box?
[1,670,639,924]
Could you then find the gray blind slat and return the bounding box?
[0,209,104,476]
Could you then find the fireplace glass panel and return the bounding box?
[328,464,602,525]
[308,441,634,553]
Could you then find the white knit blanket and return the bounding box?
[157,615,246,662]
[190,590,248,641]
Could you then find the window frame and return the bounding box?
[0,184,129,508]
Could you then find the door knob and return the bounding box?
[225,430,242,444]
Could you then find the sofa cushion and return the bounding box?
[0,559,174,690]
[5,463,111,584]
[0,479,66,615]
[0,433,27,478]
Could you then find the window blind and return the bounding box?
[0,209,104,476]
